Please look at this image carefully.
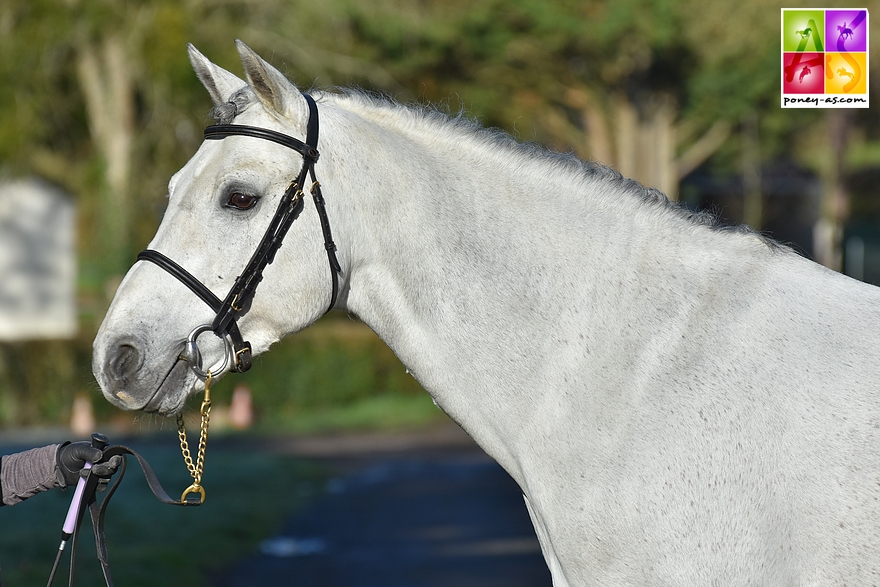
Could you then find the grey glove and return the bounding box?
[56,441,103,488]
[56,442,123,489]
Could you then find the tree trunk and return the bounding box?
[564,89,733,204]
[76,35,135,278]
[741,111,763,230]
[613,97,677,199]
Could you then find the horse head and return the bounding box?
[93,42,342,415]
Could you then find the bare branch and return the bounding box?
[675,120,732,180]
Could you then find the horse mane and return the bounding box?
[211,86,784,253]
[330,89,787,252]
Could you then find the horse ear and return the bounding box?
[188,44,246,106]
[235,40,307,121]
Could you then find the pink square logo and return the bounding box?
[783,52,824,93]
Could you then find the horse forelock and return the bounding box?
[209,87,254,124]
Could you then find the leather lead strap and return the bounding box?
[49,445,201,587]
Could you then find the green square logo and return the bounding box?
[782,9,825,51]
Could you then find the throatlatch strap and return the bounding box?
[309,169,341,311]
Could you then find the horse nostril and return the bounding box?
[109,343,142,386]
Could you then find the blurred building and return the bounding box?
[0,178,76,340]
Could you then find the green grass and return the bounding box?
[0,440,327,587]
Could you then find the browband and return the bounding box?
[204,124,319,162]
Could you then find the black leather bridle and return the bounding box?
[137,93,341,376]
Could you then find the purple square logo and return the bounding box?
[826,10,868,52]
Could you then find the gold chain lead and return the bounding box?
[178,371,212,503]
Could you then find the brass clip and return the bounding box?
[181,483,206,504]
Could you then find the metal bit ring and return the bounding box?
[179,324,235,380]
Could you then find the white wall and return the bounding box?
[0,178,76,340]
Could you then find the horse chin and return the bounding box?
[142,361,195,416]
[102,359,194,417]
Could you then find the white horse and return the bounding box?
[93,41,880,585]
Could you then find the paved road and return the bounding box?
[210,427,553,587]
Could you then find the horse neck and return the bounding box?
[320,97,764,473]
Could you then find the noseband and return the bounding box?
[137,93,341,378]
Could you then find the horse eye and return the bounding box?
[226,192,258,211]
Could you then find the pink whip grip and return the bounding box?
[60,433,107,539]
[61,462,92,537]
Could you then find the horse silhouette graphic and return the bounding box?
[837,68,855,81]
[837,22,854,41]
[796,28,812,39]
[799,65,812,83]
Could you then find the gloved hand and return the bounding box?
[56,442,123,489]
